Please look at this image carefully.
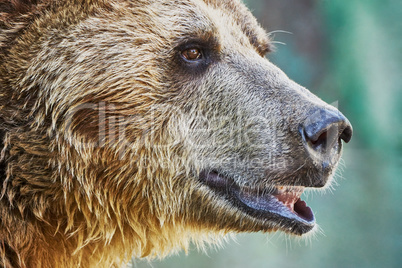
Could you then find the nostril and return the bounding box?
[312,131,327,146]
[302,108,353,151]
[340,125,353,143]
[310,130,330,147]
[304,124,339,149]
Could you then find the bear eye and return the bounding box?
[181,48,203,61]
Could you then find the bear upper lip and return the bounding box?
[199,171,315,234]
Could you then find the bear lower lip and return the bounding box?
[199,171,315,232]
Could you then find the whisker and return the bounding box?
[270,41,287,46]
[268,30,293,35]
[268,30,293,48]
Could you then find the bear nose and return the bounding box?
[301,108,353,151]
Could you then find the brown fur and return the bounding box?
[0,0,351,267]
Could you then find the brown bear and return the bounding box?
[0,0,352,267]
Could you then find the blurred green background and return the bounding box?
[133,0,402,267]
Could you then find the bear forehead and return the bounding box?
[125,0,273,55]
[171,0,272,55]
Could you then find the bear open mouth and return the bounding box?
[199,171,315,234]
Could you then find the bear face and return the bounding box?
[0,0,352,267]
